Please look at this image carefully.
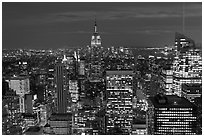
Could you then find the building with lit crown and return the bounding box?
[172,33,202,97]
[91,20,101,47]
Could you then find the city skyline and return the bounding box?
[2,1,202,135]
[2,2,202,49]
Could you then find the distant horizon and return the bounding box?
[3,2,202,49]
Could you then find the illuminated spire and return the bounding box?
[94,18,97,33]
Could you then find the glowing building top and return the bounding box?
[91,19,101,47]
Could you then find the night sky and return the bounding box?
[2,2,202,49]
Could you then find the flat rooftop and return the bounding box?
[106,70,133,75]
[50,113,72,121]
[149,94,196,108]
[4,76,29,80]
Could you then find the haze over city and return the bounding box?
[2,2,202,49]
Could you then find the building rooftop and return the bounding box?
[4,76,29,80]
[106,70,133,75]
[182,83,202,94]
[149,94,196,108]
[49,113,72,121]
[182,83,202,88]
[22,113,37,118]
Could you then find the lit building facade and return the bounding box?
[172,33,202,97]
[2,89,23,135]
[181,83,201,103]
[89,20,103,82]
[5,76,30,113]
[174,32,195,52]
[69,80,79,103]
[106,70,133,134]
[22,113,38,130]
[79,59,85,76]
[91,20,101,47]
[147,94,197,135]
[160,65,173,95]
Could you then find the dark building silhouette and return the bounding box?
[55,63,68,113]
[147,94,197,135]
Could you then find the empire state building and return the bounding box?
[91,20,101,47]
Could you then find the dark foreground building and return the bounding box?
[147,94,197,135]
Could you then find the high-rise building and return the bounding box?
[5,76,30,95]
[24,94,33,114]
[89,20,103,82]
[78,59,85,76]
[172,33,202,96]
[174,32,195,52]
[147,94,197,135]
[48,113,72,135]
[5,76,30,113]
[2,88,23,135]
[91,19,101,47]
[55,63,68,113]
[69,80,79,103]
[181,83,202,103]
[160,64,173,95]
[106,70,133,134]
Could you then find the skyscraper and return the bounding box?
[160,64,173,95]
[55,63,68,113]
[5,76,30,113]
[106,70,133,134]
[172,33,202,96]
[174,32,195,52]
[147,94,197,135]
[91,19,101,47]
[89,20,103,82]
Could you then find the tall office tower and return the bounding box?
[2,88,22,135]
[55,63,68,113]
[160,64,173,95]
[89,20,103,82]
[78,59,85,76]
[147,94,197,135]
[174,32,195,52]
[106,70,133,134]
[181,83,202,134]
[63,55,77,80]
[91,19,101,47]
[5,76,30,113]
[69,80,79,103]
[172,33,202,97]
